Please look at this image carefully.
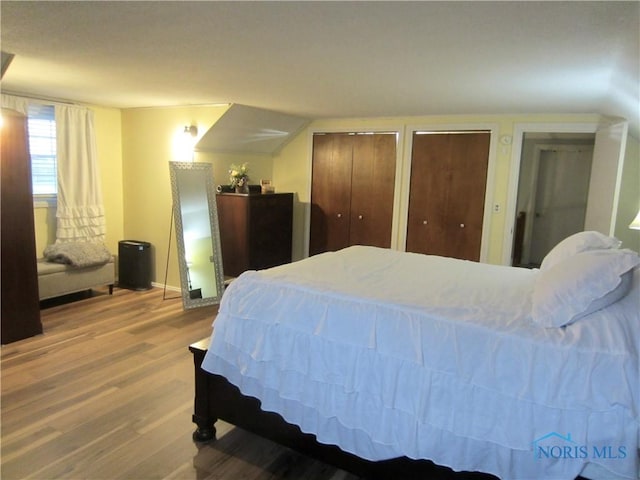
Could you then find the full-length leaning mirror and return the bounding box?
[169,161,225,309]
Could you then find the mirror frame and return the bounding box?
[169,161,225,309]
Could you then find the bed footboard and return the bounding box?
[189,338,501,480]
[190,338,217,442]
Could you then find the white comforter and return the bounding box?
[202,246,639,480]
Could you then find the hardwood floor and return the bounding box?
[1,287,356,480]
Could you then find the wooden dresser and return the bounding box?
[216,193,293,278]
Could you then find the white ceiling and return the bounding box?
[1,1,638,134]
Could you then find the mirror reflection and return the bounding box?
[169,161,224,309]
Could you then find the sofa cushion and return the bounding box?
[37,261,68,275]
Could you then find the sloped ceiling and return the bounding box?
[195,104,309,155]
[1,1,638,135]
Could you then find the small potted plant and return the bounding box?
[229,163,249,193]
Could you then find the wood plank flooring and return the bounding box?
[1,287,356,480]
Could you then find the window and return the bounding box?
[27,104,57,196]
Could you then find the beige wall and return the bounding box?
[615,133,640,252]
[34,103,276,290]
[196,150,274,191]
[272,113,615,264]
[94,105,125,253]
[33,204,56,256]
[120,105,277,290]
[34,108,637,289]
[121,105,227,290]
[271,129,309,262]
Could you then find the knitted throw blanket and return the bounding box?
[43,242,112,268]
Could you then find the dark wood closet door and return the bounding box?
[350,133,396,248]
[1,108,43,344]
[406,132,490,261]
[309,133,353,255]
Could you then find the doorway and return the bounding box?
[504,120,629,266]
[512,134,595,267]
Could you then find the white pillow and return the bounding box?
[540,231,621,272]
[532,248,639,328]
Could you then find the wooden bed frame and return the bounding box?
[190,337,497,479]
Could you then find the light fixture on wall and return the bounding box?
[173,124,198,162]
[629,209,640,230]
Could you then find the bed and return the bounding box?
[192,232,639,480]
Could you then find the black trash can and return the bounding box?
[118,240,152,290]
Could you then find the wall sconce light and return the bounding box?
[173,125,199,162]
[629,209,640,230]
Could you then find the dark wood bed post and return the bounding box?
[189,338,217,442]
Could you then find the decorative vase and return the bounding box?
[235,184,249,194]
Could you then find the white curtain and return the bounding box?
[55,104,106,243]
[2,94,106,243]
[1,93,29,114]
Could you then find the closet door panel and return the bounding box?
[350,133,396,248]
[310,134,353,255]
[406,133,452,256]
[406,132,489,261]
[446,132,490,260]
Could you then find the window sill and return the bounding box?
[33,195,57,209]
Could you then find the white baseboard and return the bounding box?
[152,282,181,292]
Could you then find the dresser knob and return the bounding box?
[422,220,428,225]
[460,223,465,228]
[358,215,363,220]
[337,213,342,218]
